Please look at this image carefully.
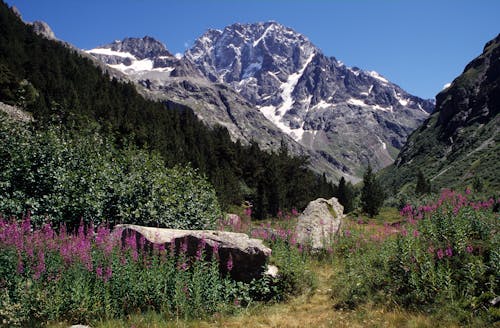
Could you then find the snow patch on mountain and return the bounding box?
[368,71,389,83]
[87,48,134,58]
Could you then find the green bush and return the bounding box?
[0,115,221,229]
[333,189,499,324]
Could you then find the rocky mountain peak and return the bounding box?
[185,21,434,174]
[88,22,436,180]
[102,36,173,60]
[31,20,56,40]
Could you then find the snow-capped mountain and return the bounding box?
[186,22,434,173]
[86,37,340,178]
[88,22,435,181]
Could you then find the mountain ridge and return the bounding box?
[380,33,500,193]
[87,21,435,180]
[185,21,434,174]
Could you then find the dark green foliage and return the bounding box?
[0,116,221,228]
[361,166,385,217]
[472,176,484,192]
[336,177,355,213]
[0,1,335,219]
[415,169,431,195]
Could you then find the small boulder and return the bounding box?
[295,197,344,250]
[115,224,271,282]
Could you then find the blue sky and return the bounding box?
[5,0,500,99]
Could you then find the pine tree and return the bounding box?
[361,165,385,217]
[415,169,431,195]
[337,176,355,213]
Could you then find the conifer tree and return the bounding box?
[337,176,355,213]
[361,165,385,217]
[415,169,431,195]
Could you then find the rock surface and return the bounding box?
[0,102,33,122]
[381,33,500,192]
[88,23,435,181]
[186,22,435,177]
[31,20,56,40]
[295,197,344,250]
[115,224,271,282]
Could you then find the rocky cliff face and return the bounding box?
[381,33,500,192]
[88,23,435,181]
[185,22,434,174]
[87,37,337,177]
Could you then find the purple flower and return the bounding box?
[436,249,444,260]
[413,230,420,238]
[180,237,188,254]
[105,266,113,281]
[96,266,103,278]
[445,246,453,257]
[212,243,220,259]
[344,230,351,237]
[196,238,206,261]
[466,245,473,254]
[33,249,46,280]
[227,253,234,272]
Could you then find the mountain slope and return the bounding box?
[87,36,340,179]
[186,22,434,176]
[380,33,500,193]
[0,1,335,217]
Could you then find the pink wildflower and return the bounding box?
[227,253,234,272]
[96,266,103,278]
[466,245,473,254]
[445,246,453,257]
[413,230,420,238]
[436,248,444,259]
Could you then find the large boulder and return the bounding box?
[295,197,344,250]
[115,224,271,282]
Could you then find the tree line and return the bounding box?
[0,1,334,219]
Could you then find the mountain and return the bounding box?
[88,23,433,181]
[186,22,434,176]
[87,36,337,178]
[0,1,335,218]
[380,33,500,193]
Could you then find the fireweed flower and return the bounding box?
[413,230,420,238]
[104,266,113,282]
[227,253,234,272]
[436,249,444,260]
[445,246,453,257]
[466,245,474,254]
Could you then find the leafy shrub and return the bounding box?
[0,116,221,229]
[333,189,499,323]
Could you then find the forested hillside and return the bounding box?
[0,1,334,220]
